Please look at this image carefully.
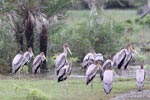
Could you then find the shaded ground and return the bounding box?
[110,90,150,100]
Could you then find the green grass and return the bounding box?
[0,77,150,100]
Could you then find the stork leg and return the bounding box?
[91,81,93,92]
[142,90,144,98]
[65,80,68,94]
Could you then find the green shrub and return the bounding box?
[144,15,150,26]
[14,85,49,100]
[27,89,48,100]
[125,19,132,24]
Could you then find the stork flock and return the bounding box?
[12,48,47,74]
[12,43,145,95]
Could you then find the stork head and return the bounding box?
[18,50,23,54]
[137,81,144,92]
[127,44,139,56]
[103,82,113,94]
[95,61,102,70]
[40,52,48,62]
[140,64,144,69]
[90,50,96,56]
[63,43,72,55]
[28,47,34,57]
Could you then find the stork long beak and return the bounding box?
[32,51,35,58]
[97,64,103,71]
[131,48,140,57]
[67,48,72,55]
[43,55,48,62]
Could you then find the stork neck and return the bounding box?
[64,48,67,56]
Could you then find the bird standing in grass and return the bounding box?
[57,61,72,82]
[136,64,145,96]
[55,43,72,76]
[12,50,24,74]
[102,63,114,94]
[32,52,47,74]
[113,44,139,75]
[86,60,102,91]
[21,47,34,67]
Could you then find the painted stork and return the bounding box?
[12,51,24,73]
[32,52,47,74]
[103,65,114,94]
[86,61,102,91]
[113,44,139,75]
[136,64,145,93]
[57,61,72,82]
[55,43,72,76]
[21,47,34,67]
[82,50,96,69]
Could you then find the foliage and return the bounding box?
[49,5,125,61]
[144,15,150,26]
[27,89,49,100]
[0,15,17,73]
[105,0,147,8]
[14,84,49,100]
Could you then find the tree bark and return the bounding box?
[24,13,34,49]
[16,32,23,51]
[40,25,48,73]
[25,24,34,49]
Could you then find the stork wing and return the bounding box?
[113,49,126,69]
[57,67,66,82]
[102,59,112,71]
[12,54,24,65]
[86,64,98,85]
[55,54,66,73]
[12,53,24,73]
[95,53,104,64]
[32,55,42,73]
[22,52,31,65]
[82,53,94,69]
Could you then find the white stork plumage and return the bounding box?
[55,43,72,76]
[82,50,96,69]
[12,51,24,73]
[136,64,145,92]
[57,61,72,82]
[113,44,139,74]
[32,52,47,74]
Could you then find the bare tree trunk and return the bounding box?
[40,25,48,73]
[16,32,23,51]
[24,12,34,49]
[25,25,34,48]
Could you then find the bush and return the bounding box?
[14,85,49,100]
[27,89,49,100]
[49,6,125,61]
[125,19,132,24]
[144,15,150,26]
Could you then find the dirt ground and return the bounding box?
[109,90,150,100]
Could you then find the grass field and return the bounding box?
[0,76,150,100]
